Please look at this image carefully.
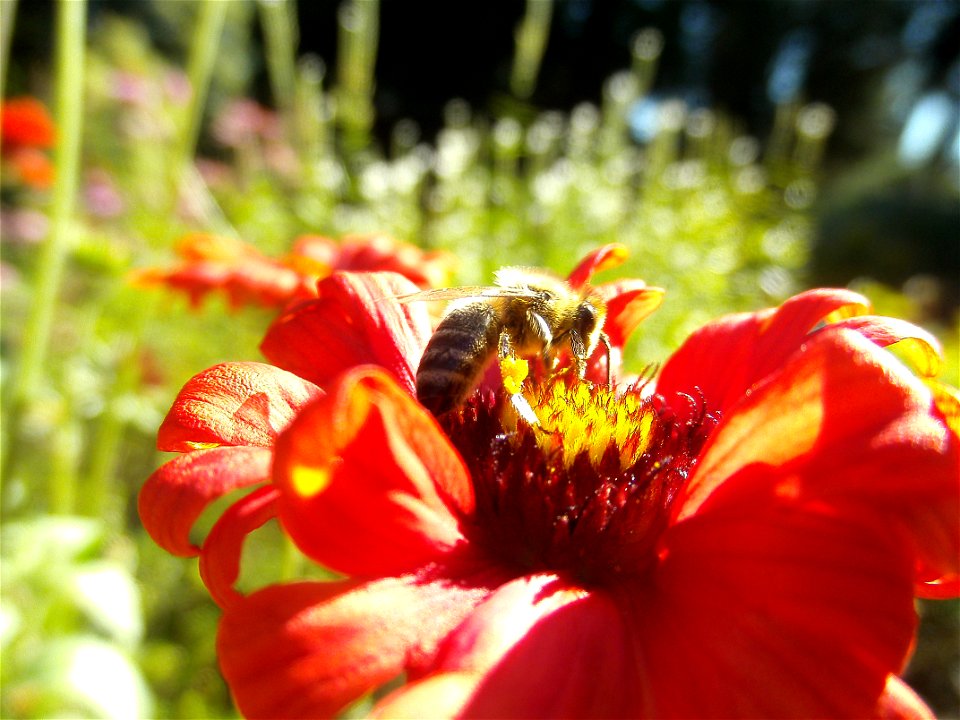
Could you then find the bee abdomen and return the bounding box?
[416,304,500,415]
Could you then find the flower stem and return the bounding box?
[259,0,299,138]
[336,0,379,153]
[0,0,17,99]
[81,334,142,522]
[167,0,227,216]
[0,0,86,497]
[510,0,553,100]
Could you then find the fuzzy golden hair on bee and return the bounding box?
[395,266,611,416]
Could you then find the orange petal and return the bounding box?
[8,147,55,188]
[137,234,311,309]
[273,366,475,576]
[157,362,322,452]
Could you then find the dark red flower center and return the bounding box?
[440,370,718,586]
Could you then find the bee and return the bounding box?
[397,266,611,416]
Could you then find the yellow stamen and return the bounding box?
[503,372,659,471]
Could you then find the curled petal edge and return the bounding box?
[138,445,272,557]
[567,243,629,289]
[199,485,280,609]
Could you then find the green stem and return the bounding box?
[81,331,143,522]
[336,0,379,153]
[0,0,17,100]
[0,0,86,496]
[259,0,299,138]
[167,0,228,215]
[295,55,326,167]
[49,419,82,515]
[510,0,553,100]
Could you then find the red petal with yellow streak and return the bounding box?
[217,568,497,719]
[138,446,271,557]
[657,288,870,417]
[629,329,958,716]
[824,315,944,377]
[598,280,665,349]
[261,272,432,395]
[273,367,475,577]
[567,243,628,289]
[675,329,959,594]
[158,362,322,452]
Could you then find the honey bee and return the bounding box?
[397,266,611,416]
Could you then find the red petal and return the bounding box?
[657,288,870,417]
[199,485,279,608]
[1,97,56,148]
[875,675,935,720]
[217,569,496,719]
[138,446,271,557]
[566,243,628,289]
[676,330,959,592]
[332,234,456,290]
[825,316,944,377]
[641,502,917,717]
[157,362,322,452]
[260,272,433,395]
[144,233,315,310]
[379,574,641,718]
[274,367,475,577]
[598,280,665,349]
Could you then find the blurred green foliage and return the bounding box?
[1,1,956,718]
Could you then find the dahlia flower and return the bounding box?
[140,245,958,718]
[1,97,56,190]
[132,232,454,309]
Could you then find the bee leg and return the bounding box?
[567,330,588,378]
[599,332,612,387]
[499,330,513,359]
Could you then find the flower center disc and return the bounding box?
[441,369,716,586]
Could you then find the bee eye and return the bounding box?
[577,303,598,328]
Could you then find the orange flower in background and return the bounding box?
[1,97,56,190]
[132,232,455,309]
[139,246,958,719]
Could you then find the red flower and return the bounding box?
[140,245,958,718]
[132,233,455,309]
[1,97,56,148]
[1,97,56,190]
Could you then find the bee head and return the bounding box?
[574,294,606,339]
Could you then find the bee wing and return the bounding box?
[390,286,540,304]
